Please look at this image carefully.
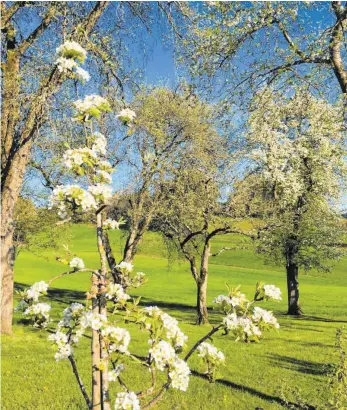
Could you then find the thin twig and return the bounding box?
[68,356,92,409]
[184,325,223,362]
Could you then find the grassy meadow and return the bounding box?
[2,224,347,409]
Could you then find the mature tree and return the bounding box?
[245,89,346,315]
[180,2,347,100]
[153,135,246,325]
[107,86,224,264]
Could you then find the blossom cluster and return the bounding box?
[223,313,262,341]
[48,331,73,361]
[69,257,85,271]
[15,281,51,327]
[142,306,188,348]
[106,283,130,304]
[50,185,97,217]
[263,284,282,301]
[23,303,51,328]
[24,281,49,302]
[116,108,136,126]
[103,218,125,230]
[197,342,225,365]
[74,95,111,121]
[114,391,140,410]
[108,364,125,382]
[56,41,90,82]
[212,284,281,342]
[116,261,134,273]
[149,340,190,391]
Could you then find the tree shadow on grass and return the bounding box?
[292,315,347,324]
[191,370,316,410]
[14,282,86,306]
[267,354,332,376]
[136,296,221,325]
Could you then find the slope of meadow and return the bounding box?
[2,224,346,409]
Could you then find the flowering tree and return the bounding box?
[155,164,248,325]
[245,89,346,315]
[14,48,281,408]
[180,2,347,99]
[108,86,225,264]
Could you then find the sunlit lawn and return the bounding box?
[2,224,347,409]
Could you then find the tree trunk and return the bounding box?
[123,228,137,262]
[1,142,32,334]
[286,262,301,315]
[96,212,110,410]
[196,276,209,325]
[1,229,15,334]
[91,281,101,410]
[196,242,210,325]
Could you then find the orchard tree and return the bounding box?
[180,2,347,101]
[154,142,247,325]
[246,88,346,315]
[108,86,226,264]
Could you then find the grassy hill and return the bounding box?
[2,224,347,409]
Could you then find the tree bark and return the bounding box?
[196,242,210,325]
[330,2,347,94]
[91,279,101,410]
[96,212,111,410]
[286,262,301,315]
[196,275,209,325]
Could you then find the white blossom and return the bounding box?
[105,283,130,304]
[149,340,176,371]
[88,184,113,203]
[56,56,77,73]
[114,391,140,410]
[116,108,136,124]
[80,311,107,331]
[103,218,124,230]
[69,257,85,271]
[252,307,280,329]
[116,261,134,273]
[223,313,262,339]
[56,41,87,63]
[74,95,111,119]
[75,66,90,82]
[63,147,97,170]
[95,170,112,184]
[263,284,282,301]
[108,364,125,382]
[168,358,190,391]
[58,303,85,328]
[197,342,225,364]
[101,326,130,354]
[24,303,51,327]
[91,132,107,155]
[25,281,49,302]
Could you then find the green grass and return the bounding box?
[2,224,347,409]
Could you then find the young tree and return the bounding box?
[245,89,346,315]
